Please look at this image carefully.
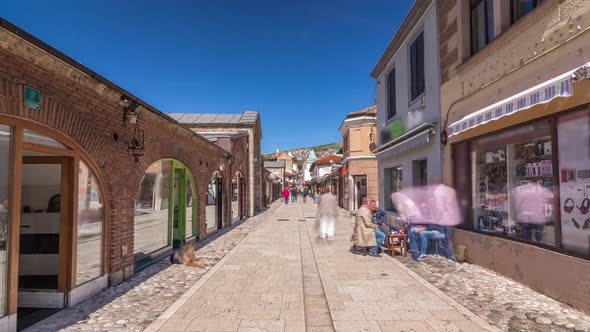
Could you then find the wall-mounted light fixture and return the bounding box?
[121,95,140,126]
[573,64,590,81]
[128,126,145,162]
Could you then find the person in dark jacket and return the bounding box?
[372,207,394,235]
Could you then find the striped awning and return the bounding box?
[447,64,586,137]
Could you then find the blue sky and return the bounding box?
[1,0,413,153]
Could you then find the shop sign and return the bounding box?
[389,119,405,141]
[24,86,41,111]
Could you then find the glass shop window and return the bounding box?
[76,161,104,285]
[0,125,11,315]
[558,109,590,257]
[471,120,556,246]
[386,166,402,210]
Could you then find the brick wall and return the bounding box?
[0,26,237,286]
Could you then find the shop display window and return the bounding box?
[76,161,104,285]
[134,160,171,256]
[558,109,590,257]
[386,166,402,211]
[0,125,10,315]
[471,120,556,246]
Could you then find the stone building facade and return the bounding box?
[167,112,263,218]
[371,0,442,212]
[0,19,254,331]
[438,0,590,313]
[338,106,378,211]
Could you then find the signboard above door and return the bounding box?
[24,86,41,111]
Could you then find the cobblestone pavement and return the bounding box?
[24,203,280,332]
[147,201,498,332]
[399,255,590,332]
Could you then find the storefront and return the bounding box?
[0,117,108,330]
[452,108,590,257]
[445,62,590,312]
[206,172,224,234]
[133,160,198,270]
[231,172,246,222]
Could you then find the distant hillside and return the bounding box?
[264,142,342,161]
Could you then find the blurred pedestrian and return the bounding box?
[291,187,298,203]
[282,188,290,204]
[316,187,338,240]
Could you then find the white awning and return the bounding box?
[447,63,589,137]
[375,124,436,160]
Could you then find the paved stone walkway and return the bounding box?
[24,203,280,332]
[400,255,590,332]
[147,201,498,332]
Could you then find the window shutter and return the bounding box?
[388,67,396,118]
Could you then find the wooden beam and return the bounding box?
[57,157,70,293]
[23,142,75,157]
[69,158,79,289]
[6,127,23,315]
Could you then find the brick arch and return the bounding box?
[0,43,236,284]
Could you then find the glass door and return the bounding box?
[18,154,72,314]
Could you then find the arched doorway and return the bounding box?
[231,172,245,222]
[206,172,224,234]
[0,119,109,329]
[133,159,197,270]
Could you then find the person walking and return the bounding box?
[316,188,338,240]
[282,188,290,204]
[302,187,309,203]
[291,187,298,203]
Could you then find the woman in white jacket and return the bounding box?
[316,188,338,240]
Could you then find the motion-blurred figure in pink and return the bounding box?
[511,182,553,242]
[391,184,461,260]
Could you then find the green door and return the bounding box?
[169,164,187,249]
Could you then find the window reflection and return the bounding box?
[23,129,68,149]
[186,177,195,239]
[558,110,590,256]
[0,125,10,315]
[471,120,555,246]
[232,177,238,220]
[206,176,217,232]
[76,161,103,285]
[134,160,171,257]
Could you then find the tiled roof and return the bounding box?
[313,155,342,165]
[346,105,377,119]
[167,111,259,126]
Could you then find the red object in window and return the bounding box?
[561,168,568,183]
